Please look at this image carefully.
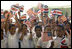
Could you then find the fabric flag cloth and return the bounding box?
[51,9,63,16]
[21,14,26,19]
[60,37,68,48]
[43,5,48,13]
[37,3,43,9]
[19,5,24,12]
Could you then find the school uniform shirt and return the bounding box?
[1,38,7,48]
[7,28,19,48]
[37,37,51,48]
[33,34,40,48]
[20,34,30,48]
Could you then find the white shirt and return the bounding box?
[7,28,19,48]
[20,35,30,48]
[37,37,51,48]
[33,34,40,48]
[1,39,7,48]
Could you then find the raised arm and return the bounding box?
[14,13,21,33]
[5,13,10,34]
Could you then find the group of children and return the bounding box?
[1,9,71,48]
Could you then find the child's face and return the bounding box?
[44,27,51,33]
[9,26,16,35]
[56,27,64,37]
[35,28,41,38]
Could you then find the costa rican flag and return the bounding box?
[43,5,48,13]
[51,9,62,16]
[60,37,68,48]
[37,8,44,14]
[19,5,24,12]
[21,14,26,19]
[56,9,62,15]
[43,8,49,13]
[11,5,16,11]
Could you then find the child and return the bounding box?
[37,25,53,48]
[33,25,42,48]
[1,29,7,48]
[4,13,20,48]
[7,24,19,48]
[19,24,34,48]
[53,25,69,48]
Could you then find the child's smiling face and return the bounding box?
[9,26,16,35]
[35,28,42,38]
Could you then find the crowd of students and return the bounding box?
[1,7,71,48]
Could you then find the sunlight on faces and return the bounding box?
[35,28,42,38]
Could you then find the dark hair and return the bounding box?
[57,25,64,30]
[44,25,51,31]
[3,10,8,16]
[9,24,16,30]
[35,25,42,31]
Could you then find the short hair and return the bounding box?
[3,10,8,16]
[9,24,16,30]
[35,25,42,31]
[44,25,51,31]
